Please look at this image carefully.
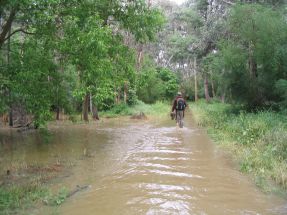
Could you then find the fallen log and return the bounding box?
[67,184,91,198]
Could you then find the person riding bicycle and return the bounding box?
[171,92,187,128]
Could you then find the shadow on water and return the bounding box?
[0,114,286,215]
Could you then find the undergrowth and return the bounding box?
[0,184,48,215]
[100,100,170,118]
[0,184,69,215]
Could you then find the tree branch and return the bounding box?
[221,0,235,5]
[0,8,17,48]
[3,28,35,42]
[166,54,173,67]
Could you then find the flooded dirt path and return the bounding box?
[0,113,286,214]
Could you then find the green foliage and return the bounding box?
[182,2,287,108]
[45,187,68,206]
[191,100,287,190]
[262,127,287,161]
[60,0,163,116]
[196,0,209,14]
[168,33,196,62]
[1,36,58,127]
[275,79,287,108]
[101,101,170,118]
[157,68,179,98]
[137,67,165,103]
[177,8,204,30]
[0,0,164,125]
[0,185,49,214]
[217,4,287,108]
[127,87,138,106]
[137,59,178,103]
[141,101,170,116]
[102,103,132,117]
[117,1,165,43]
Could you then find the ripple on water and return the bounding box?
[138,149,193,155]
[145,200,192,215]
[132,156,191,162]
[47,115,287,215]
[147,169,203,179]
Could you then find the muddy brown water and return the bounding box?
[0,113,286,215]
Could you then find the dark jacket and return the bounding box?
[172,96,187,112]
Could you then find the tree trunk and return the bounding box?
[194,57,198,101]
[7,28,13,127]
[114,86,117,104]
[124,81,128,104]
[83,93,89,122]
[221,92,225,103]
[56,85,60,120]
[148,0,152,7]
[0,8,17,48]
[117,87,121,104]
[9,109,13,127]
[136,44,143,71]
[204,75,211,102]
[55,15,64,121]
[56,107,60,120]
[248,41,257,79]
[89,93,93,113]
[248,41,261,106]
[211,79,216,98]
[92,105,99,120]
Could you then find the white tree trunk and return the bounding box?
[194,57,198,101]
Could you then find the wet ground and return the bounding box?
[0,113,286,214]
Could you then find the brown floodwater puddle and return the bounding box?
[0,114,286,215]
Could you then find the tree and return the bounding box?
[137,58,178,103]
[0,0,64,126]
[220,4,287,108]
[61,0,164,121]
[0,0,165,125]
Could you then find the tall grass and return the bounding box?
[191,100,287,192]
[0,184,49,215]
[0,184,70,215]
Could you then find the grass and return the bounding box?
[0,183,70,215]
[0,161,73,215]
[55,101,171,123]
[0,184,49,215]
[43,187,68,206]
[191,99,287,193]
[100,100,171,118]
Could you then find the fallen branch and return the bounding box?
[221,0,235,5]
[66,185,91,198]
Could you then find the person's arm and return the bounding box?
[172,99,176,112]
